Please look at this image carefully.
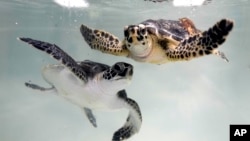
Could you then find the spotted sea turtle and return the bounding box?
[18,37,142,141]
[80,18,233,64]
[144,0,212,6]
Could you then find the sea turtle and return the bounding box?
[80,18,233,64]
[144,0,212,6]
[18,37,142,141]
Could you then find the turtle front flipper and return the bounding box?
[18,38,88,82]
[83,107,97,128]
[112,90,142,141]
[80,24,129,56]
[165,19,234,62]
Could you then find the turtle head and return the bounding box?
[124,24,153,57]
[100,62,133,91]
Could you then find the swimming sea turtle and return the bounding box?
[18,37,142,141]
[80,18,233,64]
[144,0,212,6]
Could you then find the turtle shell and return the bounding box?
[141,18,200,42]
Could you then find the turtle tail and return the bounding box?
[166,19,234,62]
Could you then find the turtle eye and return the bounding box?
[127,37,133,43]
[113,63,123,72]
[140,28,146,35]
[124,29,129,37]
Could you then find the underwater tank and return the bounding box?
[0,0,250,141]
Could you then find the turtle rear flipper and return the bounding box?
[165,19,234,62]
[80,24,129,56]
[83,107,97,128]
[25,82,54,91]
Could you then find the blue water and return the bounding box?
[1,0,250,141]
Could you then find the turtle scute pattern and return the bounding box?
[165,19,233,61]
[80,25,128,56]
